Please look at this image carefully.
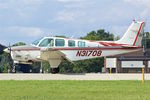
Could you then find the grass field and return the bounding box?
[0,81,149,100]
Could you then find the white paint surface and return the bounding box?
[106,58,117,68]
[122,61,143,68]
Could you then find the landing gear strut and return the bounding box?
[12,65,16,73]
[48,59,61,74]
[50,67,59,74]
[10,64,16,73]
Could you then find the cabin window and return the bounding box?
[68,40,75,47]
[78,41,85,47]
[39,38,54,47]
[55,39,65,46]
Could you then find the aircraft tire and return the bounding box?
[51,67,59,74]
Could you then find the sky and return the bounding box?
[0,0,150,45]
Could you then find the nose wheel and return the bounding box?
[50,67,59,74]
[12,65,16,73]
[10,64,16,73]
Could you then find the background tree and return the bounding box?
[81,29,114,41]
[0,52,10,73]
[144,32,150,48]
[13,42,26,46]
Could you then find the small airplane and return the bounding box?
[4,20,145,73]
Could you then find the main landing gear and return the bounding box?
[50,67,60,74]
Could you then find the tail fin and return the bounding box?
[116,20,145,46]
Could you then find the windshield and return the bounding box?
[39,38,54,47]
[32,38,43,46]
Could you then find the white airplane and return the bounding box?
[4,20,145,73]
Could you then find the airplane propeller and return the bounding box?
[6,43,14,73]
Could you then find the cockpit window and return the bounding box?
[39,38,54,47]
[55,39,65,46]
[32,38,42,46]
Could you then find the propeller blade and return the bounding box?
[6,43,14,73]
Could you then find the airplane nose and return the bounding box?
[4,48,9,53]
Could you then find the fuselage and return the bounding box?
[4,36,141,64]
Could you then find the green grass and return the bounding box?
[0,81,149,100]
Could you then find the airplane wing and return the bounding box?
[40,48,68,61]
